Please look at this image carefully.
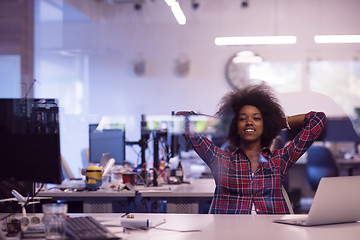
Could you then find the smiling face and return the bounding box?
[237,105,264,146]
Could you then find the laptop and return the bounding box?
[274,175,360,226]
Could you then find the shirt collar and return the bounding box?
[259,154,268,163]
[233,147,270,163]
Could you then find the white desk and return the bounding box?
[38,189,136,213]
[138,178,215,213]
[95,213,360,240]
[3,213,359,240]
[38,178,215,214]
[336,158,360,176]
[138,178,215,197]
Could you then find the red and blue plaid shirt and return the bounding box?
[181,111,326,214]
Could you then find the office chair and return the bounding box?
[272,135,294,214]
[61,155,75,180]
[306,145,339,191]
[81,148,90,167]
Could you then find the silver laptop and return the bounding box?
[274,176,360,226]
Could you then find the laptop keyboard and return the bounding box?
[65,216,121,240]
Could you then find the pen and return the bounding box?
[122,227,126,240]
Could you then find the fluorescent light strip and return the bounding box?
[314,35,360,43]
[171,2,186,25]
[164,0,175,6]
[165,0,186,25]
[215,36,297,45]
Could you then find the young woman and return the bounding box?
[177,84,326,214]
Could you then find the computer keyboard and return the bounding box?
[65,216,121,240]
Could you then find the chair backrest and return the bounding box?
[306,145,339,191]
[82,148,90,167]
[281,185,294,214]
[61,155,75,180]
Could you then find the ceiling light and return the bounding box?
[165,0,186,25]
[314,35,360,44]
[215,36,297,46]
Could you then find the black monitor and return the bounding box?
[324,117,360,142]
[0,98,62,184]
[280,116,360,143]
[89,124,126,165]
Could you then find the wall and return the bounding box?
[33,0,360,176]
[0,0,34,97]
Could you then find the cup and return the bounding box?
[111,170,123,187]
[122,173,137,186]
[42,203,68,240]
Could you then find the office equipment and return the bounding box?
[282,116,360,143]
[0,98,62,184]
[273,176,360,226]
[324,117,360,142]
[306,145,339,191]
[65,216,120,240]
[0,190,51,218]
[89,124,126,165]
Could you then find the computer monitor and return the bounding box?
[0,98,62,184]
[280,116,360,143]
[324,117,360,142]
[89,124,126,165]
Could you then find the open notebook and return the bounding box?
[274,175,360,226]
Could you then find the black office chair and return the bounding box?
[306,145,339,191]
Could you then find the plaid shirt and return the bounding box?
[181,111,326,214]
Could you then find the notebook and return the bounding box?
[274,175,360,226]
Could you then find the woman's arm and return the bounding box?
[279,111,326,174]
[175,111,227,166]
[282,114,306,129]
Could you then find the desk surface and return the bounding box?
[138,178,215,198]
[93,213,360,240]
[336,158,360,165]
[3,213,359,240]
[37,189,136,198]
[38,178,215,199]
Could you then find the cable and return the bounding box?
[24,79,37,98]
[0,183,45,221]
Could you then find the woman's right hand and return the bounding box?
[175,111,197,117]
